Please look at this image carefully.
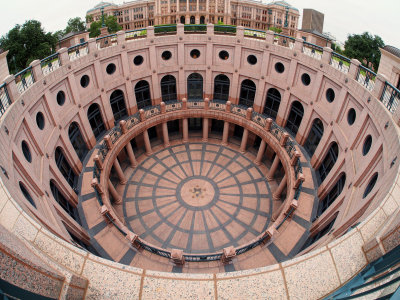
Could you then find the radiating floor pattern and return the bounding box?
[123,143,273,254]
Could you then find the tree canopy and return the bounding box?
[344,32,384,70]
[0,20,57,74]
[64,17,86,34]
[89,15,122,38]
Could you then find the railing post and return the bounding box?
[171,249,185,265]
[160,101,166,113]
[225,100,231,112]
[221,246,236,264]
[182,98,187,110]
[280,132,289,146]
[91,178,105,195]
[246,107,253,120]
[58,48,69,66]
[3,75,19,102]
[29,60,43,82]
[294,173,305,189]
[139,109,146,121]
[119,120,127,134]
[349,59,361,80]
[290,151,301,166]
[322,47,333,64]
[236,26,244,41]
[265,30,274,44]
[94,155,103,170]
[294,38,304,53]
[207,24,214,36]
[261,226,276,245]
[265,118,273,131]
[88,38,97,53]
[104,135,112,150]
[147,26,155,38]
[204,97,209,110]
[373,74,387,99]
[117,30,125,45]
[177,23,184,37]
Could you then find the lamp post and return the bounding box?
[101,6,106,28]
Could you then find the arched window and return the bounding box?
[87,103,106,139]
[135,80,152,109]
[285,101,304,135]
[187,73,203,100]
[304,118,324,157]
[19,182,36,208]
[317,142,339,184]
[200,16,205,24]
[50,180,80,224]
[239,79,256,108]
[213,75,230,102]
[160,75,177,102]
[55,147,77,192]
[190,16,195,24]
[68,122,88,161]
[109,90,127,122]
[180,16,185,24]
[263,88,281,120]
[315,173,346,219]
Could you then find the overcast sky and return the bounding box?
[0,0,399,47]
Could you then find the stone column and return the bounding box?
[273,174,287,200]
[240,128,249,153]
[143,129,153,155]
[125,142,137,168]
[266,154,280,181]
[162,122,170,147]
[108,179,122,204]
[221,121,230,146]
[254,140,267,166]
[113,159,127,185]
[182,118,189,143]
[202,118,209,142]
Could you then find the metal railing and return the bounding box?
[303,41,323,60]
[68,42,89,61]
[96,34,117,49]
[154,24,177,35]
[381,82,400,114]
[244,28,266,39]
[274,33,295,49]
[356,65,376,91]
[330,52,351,73]
[14,66,34,93]
[125,29,147,40]
[40,53,61,75]
[184,253,223,262]
[214,24,236,35]
[0,83,11,118]
[184,24,207,33]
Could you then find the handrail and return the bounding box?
[90,100,304,261]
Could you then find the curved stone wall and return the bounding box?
[0,24,399,298]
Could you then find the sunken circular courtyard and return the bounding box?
[0,24,399,299]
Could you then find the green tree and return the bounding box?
[331,42,344,55]
[89,16,122,38]
[0,20,57,74]
[344,32,384,70]
[269,26,282,34]
[64,17,86,34]
[86,15,94,23]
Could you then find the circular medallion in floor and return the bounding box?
[123,143,273,254]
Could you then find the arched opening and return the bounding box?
[190,16,195,24]
[134,80,152,109]
[213,74,230,102]
[263,88,281,120]
[187,73,203,100]
[87,103,106,139]
[300,214,337,251]
[304,118,324,157]
[180,16,185,24]
[285,101,304,136]
[315,173,346,219]
[200,16,205,24]
[160,75,177,102]
[55,147,78,192]
[109,89,127,123]
[50,180,80,224]
[239,79,256,108]
[317,142,339,184]
[68,122,88,162]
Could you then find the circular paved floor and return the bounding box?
[123,143,273,254]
